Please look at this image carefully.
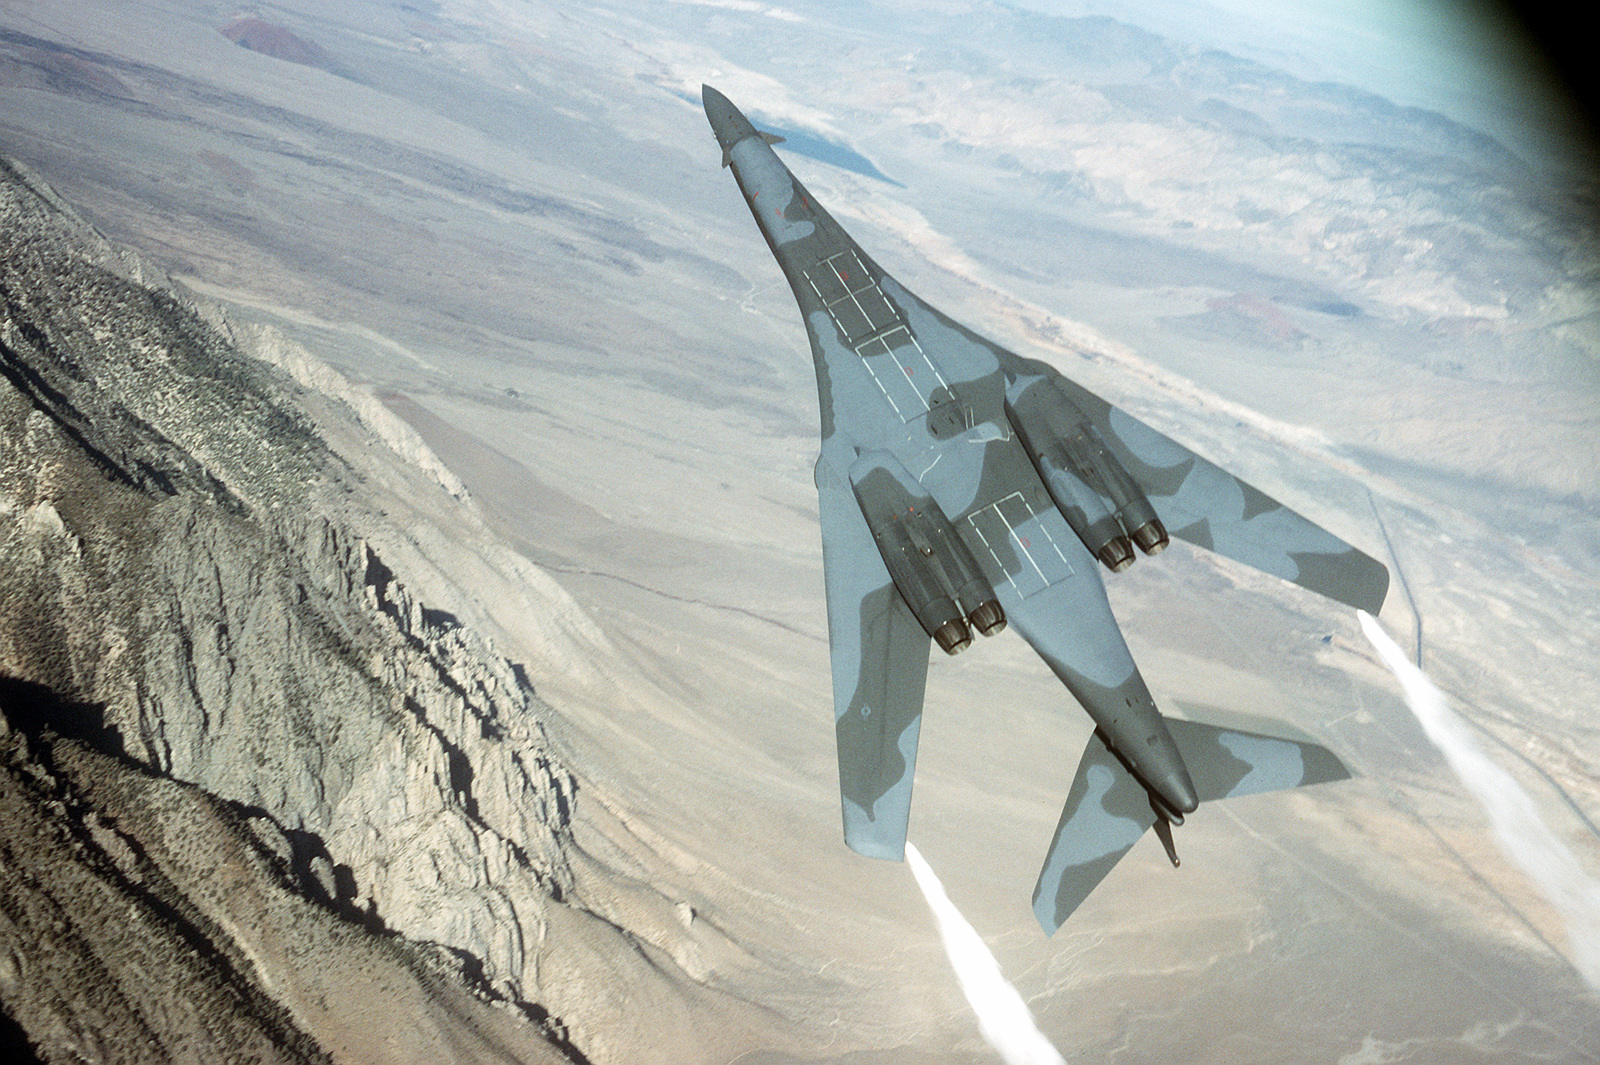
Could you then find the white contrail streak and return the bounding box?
[904,841,1066,1065]
[1358,610,1600,989]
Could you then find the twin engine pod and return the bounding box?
[1005,377,1169,573]
[850,452,1006,655]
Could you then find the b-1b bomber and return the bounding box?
[702,86,1387,931]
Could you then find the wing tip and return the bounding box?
[843,801,908,862]
[1032,893,1064,935]
[844,832,906,862]
[1349,550,1390,614]
[1290,546,1390,614]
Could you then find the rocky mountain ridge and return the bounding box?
[0,157,771,1064]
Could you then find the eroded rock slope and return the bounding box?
[0,157,765,1064]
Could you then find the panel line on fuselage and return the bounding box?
[965,490,1077,598]
[805,250,949,424]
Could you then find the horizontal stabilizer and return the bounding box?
[1168,716,1349,801]
[1032,731,1150,933]
[1033,715,1349,933]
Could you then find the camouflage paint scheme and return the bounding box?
[702,87,1386,932]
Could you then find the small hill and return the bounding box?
[219,17,334,72]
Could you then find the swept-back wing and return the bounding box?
[816,454,931,860]
[1048,375,1388,613]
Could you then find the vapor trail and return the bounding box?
[1358,611,1600,988]
[904,841,1066,1065]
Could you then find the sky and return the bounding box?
[1011,0,1594,170]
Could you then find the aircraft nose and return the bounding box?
[702,84,759,155]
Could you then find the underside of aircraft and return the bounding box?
[702,85,1386,931]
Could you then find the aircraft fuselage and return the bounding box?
[704,85,1201,816]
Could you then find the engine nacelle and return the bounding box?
[1004,378,1169,571]
[850,451,1006,655]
